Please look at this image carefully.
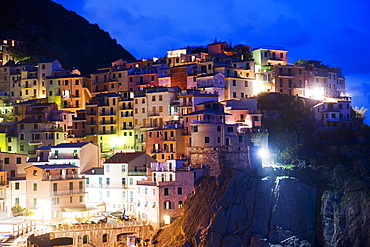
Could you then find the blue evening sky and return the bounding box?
[54,0,370,121]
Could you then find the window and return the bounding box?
[159,95,163,101]
[205,137,210,143]
[233,92,236,98]
[217,126,221,132]
[227,127,233,132]
[164,201,171,209]
[52,198,59,205]
[33,183,37,191]
[177,187,182,195]
[4,158,9,164]
[10,170,15,177]
[193,126,198,132]
[239,136,243,142]
[20,124,24,129]
[16,157,21,164]
[83,236,88,244]
[232,80,236,86]
[129,178,133,185]
[178,201,183,208]
[244,81,248,87]
[15,182,20,190]
[15,198,19,205]
[34,124,38,129]
[164,188,169,196]
[103,234,108,243]
[33,170,38,176]
[79,196,83,202]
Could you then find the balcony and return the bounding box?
[99,130,116,135]
[137,181,157,186]
[72,116,86,121]
[50,189,85,196]
[278,73,295,78]
[0,181,8,186]
[86,184,125,189]
[163,137,176,141]
[148,111,160,117]
[100,112,116,116]
[29,139,42,145]
[128,168,147,176]
[49,155,79,159]
[43,174,81,181]
[100,121,117,125]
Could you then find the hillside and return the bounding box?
[0,0,135,74]
[152,95,370,246]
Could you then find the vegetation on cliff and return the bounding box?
[0,0,135,74]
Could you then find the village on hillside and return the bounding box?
[0,39,360,245]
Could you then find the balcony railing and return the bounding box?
[29,139,42,145]
[86,184,126,189]
[148,111,160,116]
[50,189,85,196]
[43,174,81,181]
[100,112,116,116]
[99,130,116,135]
[136,181,157,186]
[100,121,117,125]
[128,170,147,176]
[49,155,79,159]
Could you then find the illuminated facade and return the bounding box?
[135,160,195,227]
[25,164,86,223]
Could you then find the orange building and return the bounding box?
[25,164,86,223]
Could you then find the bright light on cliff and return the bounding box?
[259,148,270,167]
[258,148,268,157]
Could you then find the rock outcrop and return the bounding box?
[153,169,317,246]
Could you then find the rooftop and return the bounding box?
[104,152,146,163]
[53,142,91,148]
[27,164,78,170]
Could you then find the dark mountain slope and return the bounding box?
[0,0,135,74]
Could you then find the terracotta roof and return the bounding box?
[104,152,146,163]
[17,116,44,124]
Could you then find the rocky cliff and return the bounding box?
[153,165,370,247]
[153,169,317,246]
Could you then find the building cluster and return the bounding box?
[0,39,354,227]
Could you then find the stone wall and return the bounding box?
[188,146,251,176]
[29,224,153,246]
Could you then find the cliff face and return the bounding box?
[320,185,370,246]
[154,170,317,246]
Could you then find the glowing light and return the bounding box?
[311,87,324,100]
[112,136,121,146]
[258,148,268,158]
[258,148,271,167]
[163,215,171,225]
